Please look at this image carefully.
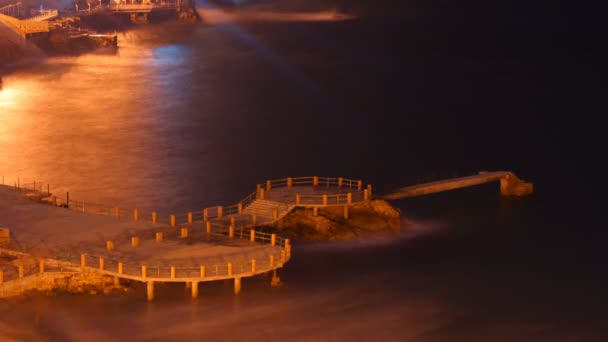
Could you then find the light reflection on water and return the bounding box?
[0,29,198,212]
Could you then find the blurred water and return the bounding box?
[0,1,606,340]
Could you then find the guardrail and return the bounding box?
[0,175,372,227]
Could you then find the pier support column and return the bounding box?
[147,281,154,301]
[192,281,199,299]
[271,269,281,287]
[234,277,241,295]
[343,205,349,220]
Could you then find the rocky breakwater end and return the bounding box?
[0,250,129,298]
[268,200,402,241]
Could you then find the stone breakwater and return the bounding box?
[0,249,128,298]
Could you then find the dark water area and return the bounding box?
[1,0,606,340]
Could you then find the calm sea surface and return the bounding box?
[0,1,605,340]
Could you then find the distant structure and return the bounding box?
[75,0,197,23]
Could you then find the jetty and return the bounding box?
[380,171,533,200]
[0,172,532,301]
[0,176,369,301]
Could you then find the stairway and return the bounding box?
[243,199,294,222]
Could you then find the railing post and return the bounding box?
[206,221,211,233]
[114,207,120,218]
[133,209,139,221]
[270,255,275,268]
[181,227,188,238]
[170,214,176,227]
[313,207,318,217]
[118,262,123,275]
[203,208,208,221]
[218,206,223,218]
[238,202,243,214]
[364,189,369,201]
[252,214,257,226]
[266,180,272,191]
[81,254,86,270]
[156,232,163,242]
[357,180,363,191]
[250,229,255,242]
[152,211,157,224]
[107,240,114,251]
[227,263,233,276]
[367,184,373,197]
[170,266,176,279]
[251,259,256,273]
[347,193,352,204]
[295,194,301,205]
[271,234,276,246]
[141,265,147,279]
[343,205,349,220]
[287,177,293,187]
[230,216,236,226]
[200,265,206,278]
[256,184,262,194]
[338,177,343,188]
[229,224,234,238]
[99,257,105,271]
[39,260,44,273]
[322,194,328,206]
[188,211,193,224]
[259,188,265,200]
[313,176,319,186]
[131,236,139,248]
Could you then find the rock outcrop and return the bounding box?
[266,200,402,241]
